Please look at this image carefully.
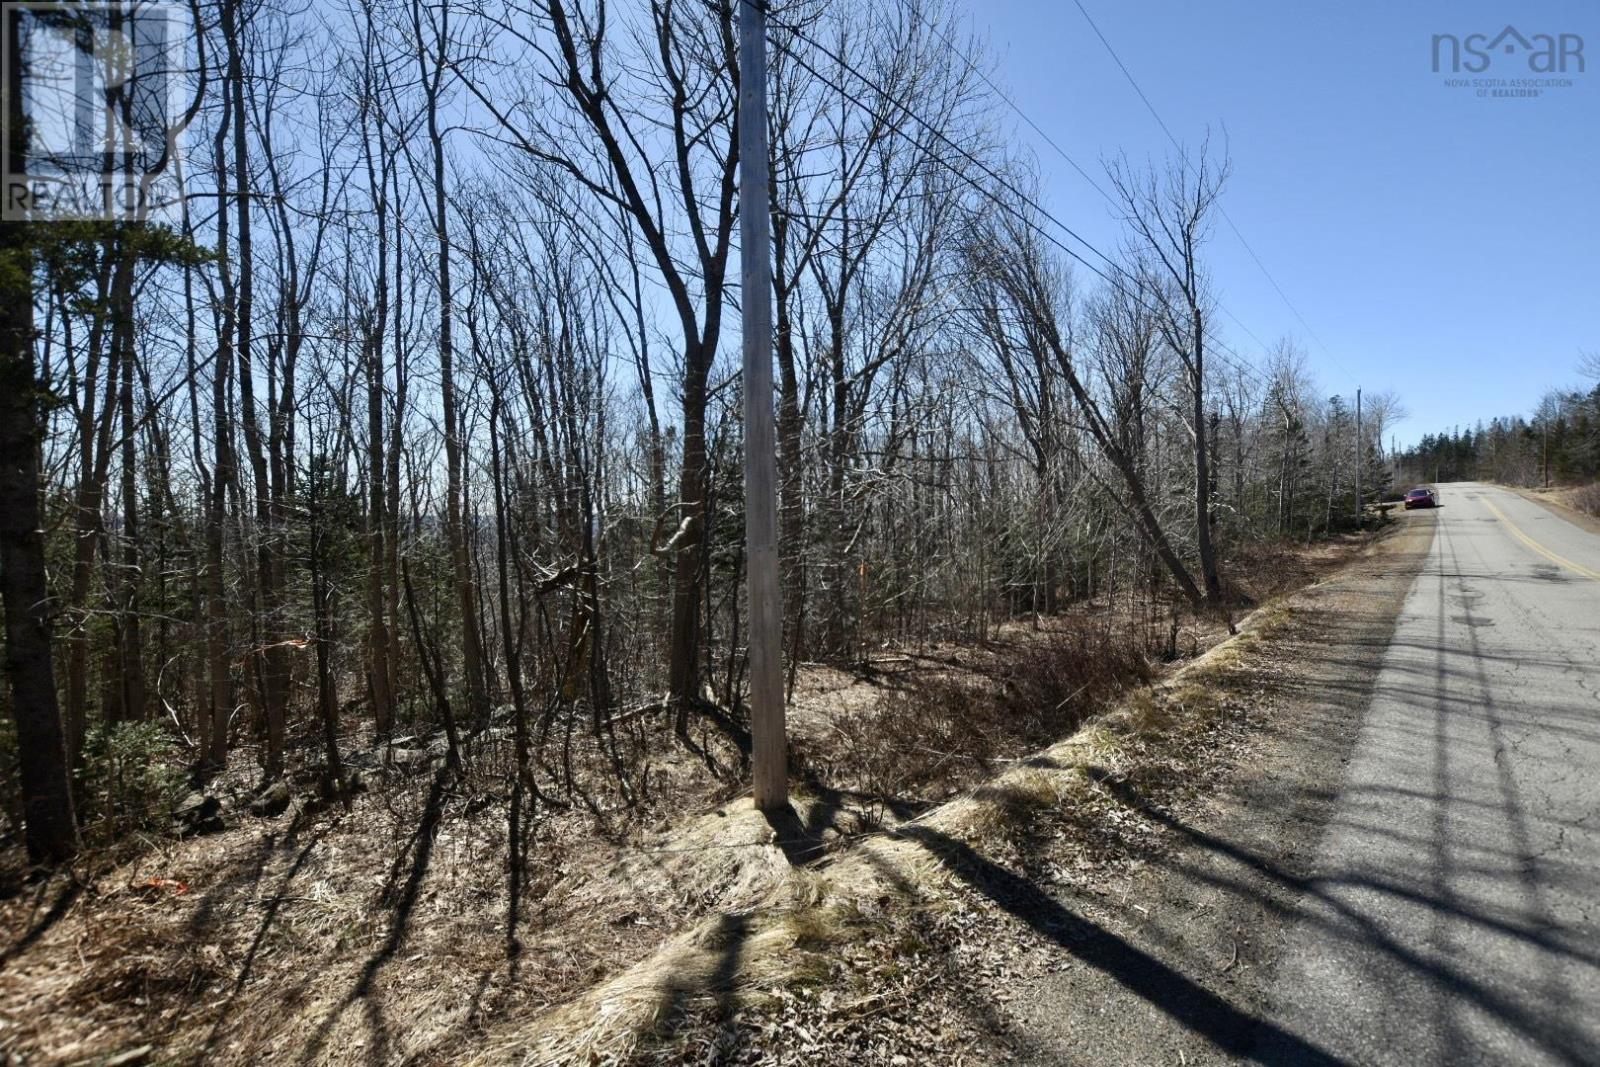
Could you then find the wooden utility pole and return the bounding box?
[739,0,787,813]
[1354,387,1362,528]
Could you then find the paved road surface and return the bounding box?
[1260,482,1600,1065]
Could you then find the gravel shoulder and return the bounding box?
[1001,512,1437,1065]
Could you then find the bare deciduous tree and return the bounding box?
[1107,143,1231,604]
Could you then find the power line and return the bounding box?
[897,8,1114,206]
[899,3,1281,380]
[766,17,1271,390]
[1069,0,1354,386]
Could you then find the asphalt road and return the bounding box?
[1259,482,1600,1065]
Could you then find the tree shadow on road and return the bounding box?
[1083,767,1599,1066]
[895,821,1352,1066]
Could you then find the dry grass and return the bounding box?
[1572,482,1600,518]
[0,733,785,1065]
[469,579,1316,1065]
[820,621,1153,803]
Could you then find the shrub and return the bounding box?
[836,624,1152,799]
[79,722,188,842]
[1573,483,1600,518]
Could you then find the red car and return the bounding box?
[1403,487,1437,510]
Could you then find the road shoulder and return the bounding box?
[1504,484,1600,538]
[1000,512,1437,1065]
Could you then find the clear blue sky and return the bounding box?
[967,0,1598,446]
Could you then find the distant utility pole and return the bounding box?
[1543,424,1549,488]
[738,0,787,813]
[1536,403,1548,489]
[1354,387,1363,528]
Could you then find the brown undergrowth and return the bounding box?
[0,532,1381,1066]
[1570,482,1600,517]
[483,601,1294,1066]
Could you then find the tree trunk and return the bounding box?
[668,358,710,721]
[363,300,393,735]
[0,322,80,865]
[114,291,146,723]
[221,0,287,778]
[1,9,79,861]
[1191,316,1222,604]
[419,0,487,724]
[62,249,122,769]
[774,285,805,658]
[357,25,395,740]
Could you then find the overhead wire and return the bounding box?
[889,1,1282,379]
[764,13,1274,391]
[1068,0,1354,385]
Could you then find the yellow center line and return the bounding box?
[1481,497,1600,583]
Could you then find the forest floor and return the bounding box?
[0,530,1386,1066]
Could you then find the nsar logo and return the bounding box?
[1432,26,1585,74]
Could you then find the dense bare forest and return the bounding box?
[0,0,1406,866]
[0,2,1422,1057]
